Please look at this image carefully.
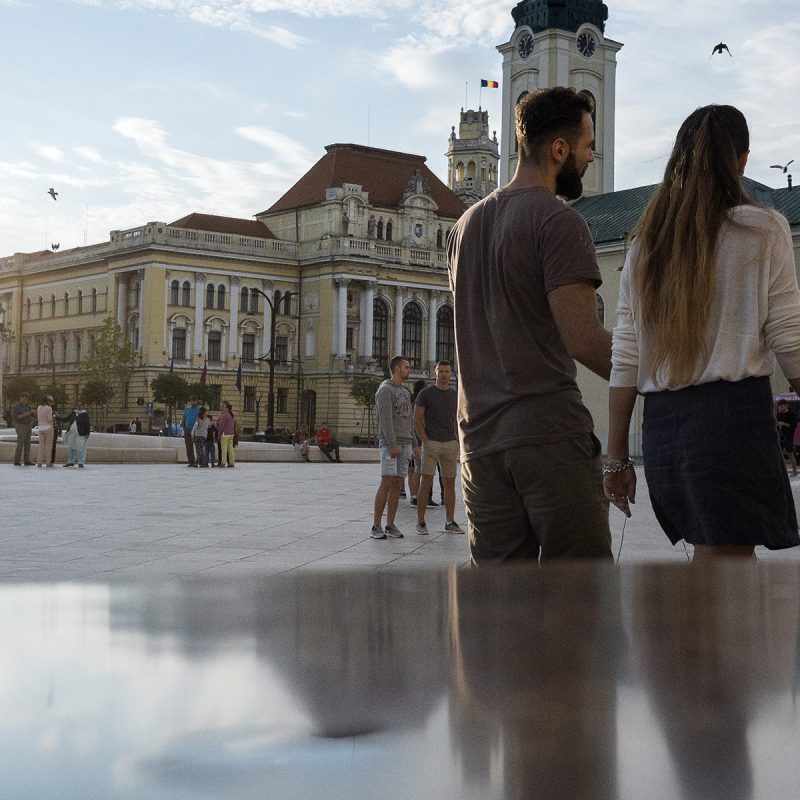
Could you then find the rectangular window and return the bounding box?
[346,327,354,352]
[241,334,255,363]
[275,335,288,364]
[243,386,256,412]
[208,331,222,362]
[172,328,186,360]
[277,387,288,414]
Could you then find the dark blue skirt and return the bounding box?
[643,377,800,549]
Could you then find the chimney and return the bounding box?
[788,174,793,191]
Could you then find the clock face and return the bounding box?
[518,32,533,59]
[577,31,596,58]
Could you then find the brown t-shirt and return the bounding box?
[447,186,601,461]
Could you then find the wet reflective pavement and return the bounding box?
[5,563,800,799]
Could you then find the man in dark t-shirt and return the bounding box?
[414,360,463,536]
[447,86,613,564]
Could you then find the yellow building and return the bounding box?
[0,143,466,440]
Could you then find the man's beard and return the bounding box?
[555,152,585,200]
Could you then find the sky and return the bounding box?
[1,0,798,254]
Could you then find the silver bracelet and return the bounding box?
[602,457,635,475]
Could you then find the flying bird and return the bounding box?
[770,160,794,173]
[51,243,60,251]
[47,187,58,201]
[710,42,732,57]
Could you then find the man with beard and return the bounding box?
[447,86,612,563]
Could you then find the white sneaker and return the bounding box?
[415,522,428,535]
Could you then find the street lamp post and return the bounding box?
[248,288,293,433]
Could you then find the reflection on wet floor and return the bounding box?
[4,565,800,799]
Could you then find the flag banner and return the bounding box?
[235,361,243,393]
[200,358,207,385]
[481,79,499,88]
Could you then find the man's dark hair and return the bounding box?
[436,360,452,368]
[389,355,408,373]
[515,86,593,162]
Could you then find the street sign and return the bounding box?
[146,402,154,416]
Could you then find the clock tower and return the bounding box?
[497,0,622,196]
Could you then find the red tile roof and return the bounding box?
[170,213,276,239]
[260,144,466,219]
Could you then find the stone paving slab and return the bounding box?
[2,463,800,581]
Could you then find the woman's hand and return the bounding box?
[603,468,637,518]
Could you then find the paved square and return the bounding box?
[3,463,800,580]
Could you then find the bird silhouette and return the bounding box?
[710,42,732,57]
[51,243,60,251]
[770,160,794,173]
[47,187,58,201]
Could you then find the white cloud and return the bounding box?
[34,145,64,162]
[74,146,107,164]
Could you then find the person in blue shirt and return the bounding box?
[180,399,200,467]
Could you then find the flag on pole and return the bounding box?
[481,79,499,88]
[235,361,242,393]
[200,358,207,385]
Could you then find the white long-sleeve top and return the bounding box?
[611,205,800,392]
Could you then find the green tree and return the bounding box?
[81,317,138,429]
[80,379,115,429]
[5,375,42,406]
[188,382,219,410]
[150,373,191,428]
[350,376,381,444]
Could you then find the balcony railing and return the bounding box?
[303,237,446,269]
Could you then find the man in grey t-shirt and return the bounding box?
[447,86,613,563]
[371,356,414,540]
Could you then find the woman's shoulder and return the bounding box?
[729,203,788,231]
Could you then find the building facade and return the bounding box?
[0,144,466,441]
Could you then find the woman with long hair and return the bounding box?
[605,104,800,560]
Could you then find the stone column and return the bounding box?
[136,271,145,354]
[428,290,439,365]
[116,276,127,328]
[363,282,375,359]
[194,272,205,355]
[163,273,171,353]
[394,287,404,357]
[336,278,349,358]
[228,277,239,356]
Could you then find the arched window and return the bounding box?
[373,299,389,362]
[241,287,249,313]
[206,284,215,309]
[283,293,291,315]
[181,281,190,307]
[77,290,83,314]
[466,161,476,179]
[436,305,455,364]
[38,297,43,318]
[402,302,423,368]
[51,295,56,316]
[386,221,393,242]
[91,288,97,313]
[249,289,258,314]
[455,162,464,182]
[596,293,605,325]
[377,220,384,240]
[436,228,443,249]
[274,290,282,314]
[170,280,179,306]
[217,285,225,310]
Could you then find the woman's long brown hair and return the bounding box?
[632,105,751,387]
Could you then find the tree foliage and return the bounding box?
[4,375,42,406]
[151,373,191,426]
[350,376,381,444]
[188,382,220,410]
[80,317,138,430]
